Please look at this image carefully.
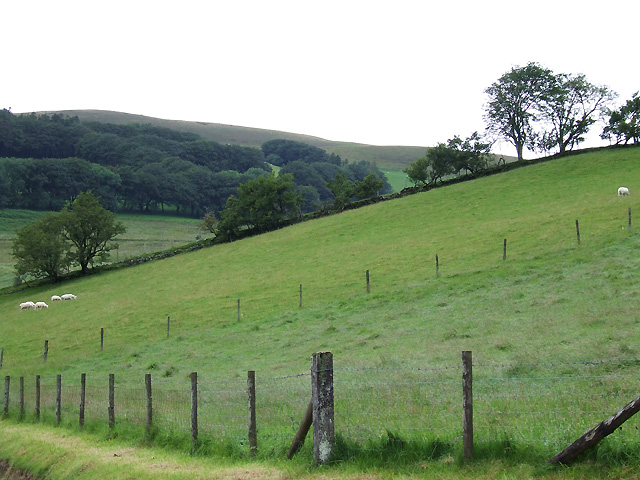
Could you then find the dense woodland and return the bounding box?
[0,110,391,217]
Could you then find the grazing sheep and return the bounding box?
[618,187,630,196]
[61,293,77,300]
[19,301,36,310]
[35,301,48,309]
[51,295,62,301]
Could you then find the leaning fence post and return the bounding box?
[79,373,86,428]
[35,375,40,421]
[108,373,115,429]
[248,370,257,457]
[145,373,153,437]
[311,352,334,465]
[3,376,9,418]
[19,376,24,419]
[190,372,198,449]
[462,350,473,460]
[44,340,49,363]
[56,374,62,426]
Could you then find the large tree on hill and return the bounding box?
[601,92,640,145]
[12,213,70,282]
[61,191,126,274]
[484,62,556,160]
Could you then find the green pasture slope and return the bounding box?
[2,146,640,478]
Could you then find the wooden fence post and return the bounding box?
[145,373,152,437]
[3,376,9,418]
[167,316,170,339]
[237,299,241,322]
[462,350,473,460]
[108,373,115,429]
[366,270,370,293]
[248,370,257,457]
[576,219,581,244]
[311,352,334,465]
[100,328,104,351]
[503,238,507,261]
[0,347,4,368]
[299,284,303,308]
[629,207,632,232]
[79,373,86,428]
[287,400,313,459]
[190,372,198,449]
[56,374,62,426]
[44,340,48,363]
[19,376,24,419]
[35,375,40,421]
[436,254,439,278]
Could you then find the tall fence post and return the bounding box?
[145,373,153,438]
[55,374,62,426]
[19,376,24,419]
[299,284,303,308]
[100,328,104,351]
[576,219,581,244]
[108,373,115,429]
[462,350,473,460]
[44,340,48,363]
[0,347,4,368]
[167,316,170,339]
[3,376,9,418]
[35,375,40,421]
[366,270,370,293]
[237,299,241,322]
[629,207,632,232]
[503,238,507,261]
[311,352,334,465]
[190,372,198,449]
[436,254,439,278]
[79,373,86,428]
[248,370,257,457]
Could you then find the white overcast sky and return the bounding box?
[3,1,639,155]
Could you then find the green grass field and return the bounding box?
[2,146,640,478]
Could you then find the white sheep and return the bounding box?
[61,293,77,300]
[35,301,49,309]
[19,301,36,310]
[51,295,62,301]
[618,187,630,196]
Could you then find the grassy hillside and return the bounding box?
[39,110,430,169]
[2,146,640,477]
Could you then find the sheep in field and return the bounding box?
[618,187,630,196]
[19,301,36,310]
[61,293,77,300]
[35,301,48,309]
[51,295,62,301]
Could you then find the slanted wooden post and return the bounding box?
[247,371,257,457]
[311,352,334,465]
[551,394,640,464]
[100,328,104,351]
[462,351,473,460]
[55,374,62,426]
[145,373,152,437]
[436,254,439,278]
[576,219,581,244]
[44,340,49,363]
[503,238,507,261]
[190,372,198,448]
[3,376,9,418]
[35,375,40,421]
[79,373,86,428]
[19,376,24,419]
[108,374,115,429]
[287,400,313,459]
[366,270,370,293]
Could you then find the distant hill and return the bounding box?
[37,110,428,170]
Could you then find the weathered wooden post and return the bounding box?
[167,316,170,339]
[287,400,313,459]
[462,351,473,460]
[100,328,104,351]
[56,374,62,426]
[311,352,334,465]
[576,219,581,244]
[299,284,303,308]
[145,373,153,437]
[44,340,49,363]
[190,372,198,449]
[247,370,257,457]
[0,347,4,368]
[436,254,439,278]
[237,299,241,322]
[108,374,115,429]
[366,270,370,293]
[3,376,9,418]
[629,207,632,232]
[35,375,40,421]
[503,238,507,261]
[19,376,24,419]
[79,373,86,428]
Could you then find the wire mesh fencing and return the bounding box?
[3,356,640,459]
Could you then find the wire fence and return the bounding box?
[3,356,640,459]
